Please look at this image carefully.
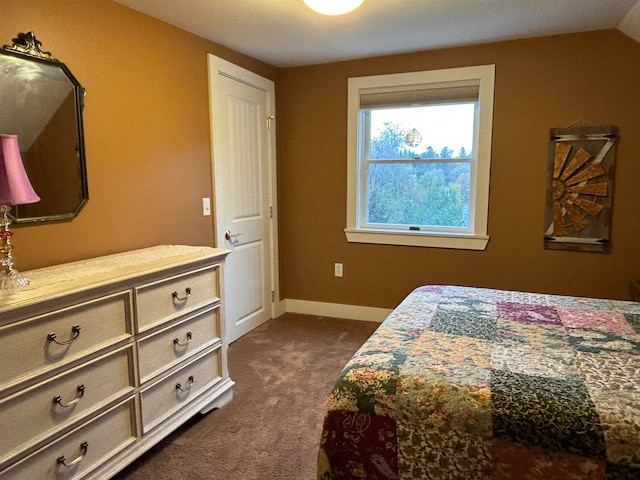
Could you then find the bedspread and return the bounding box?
[318,285,640,479]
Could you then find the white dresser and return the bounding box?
[0,245,233,479]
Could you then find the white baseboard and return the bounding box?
[283,299,391,323]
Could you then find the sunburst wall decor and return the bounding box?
[543,125,618,252]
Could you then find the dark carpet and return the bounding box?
[113,313,378,479]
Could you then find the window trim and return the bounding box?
[345,65,495,250]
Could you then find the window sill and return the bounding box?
[344,228,489,250]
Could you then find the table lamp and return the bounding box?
[0,134,40,290]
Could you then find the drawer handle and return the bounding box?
[57,441,88,468]
[175,375,194,394]
[172,287,191,302]
[53,385,85,408]
[48,325,81,345]
[173,331,193,347]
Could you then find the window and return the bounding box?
[345,65,495,250]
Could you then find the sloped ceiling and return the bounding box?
[112,0,640,68]
[619,0,640,42]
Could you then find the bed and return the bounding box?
[317,285,640,479]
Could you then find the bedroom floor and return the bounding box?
[113,313,378,480]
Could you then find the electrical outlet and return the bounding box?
[334,263,343,277]
[202,197,211,216]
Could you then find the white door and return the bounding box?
[208,55,278,343]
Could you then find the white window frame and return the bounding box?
[345,65,495,250]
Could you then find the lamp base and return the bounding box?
[0,270,30,291]
[0,204,31,292]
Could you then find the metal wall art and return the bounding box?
[543,125,618,252]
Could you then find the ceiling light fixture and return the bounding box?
[303,0,365,16]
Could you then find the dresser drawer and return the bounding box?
[140,347,222,433]
[137,305,220,383]
[0,345,134,467]
[0,397,136,480]
[0,291,132,393]
[134,265,219,332]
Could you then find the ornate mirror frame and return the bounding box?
[0,32,88,223]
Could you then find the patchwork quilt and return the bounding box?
[317,285,640,479]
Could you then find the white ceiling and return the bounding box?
[112,0,640,68]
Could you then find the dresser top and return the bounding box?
[0,245,229,315]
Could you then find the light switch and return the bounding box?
[202,198,211,216]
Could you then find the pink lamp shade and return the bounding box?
[0,134,40,205]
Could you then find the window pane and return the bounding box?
[367,162,470,228]
[368,104,475,160]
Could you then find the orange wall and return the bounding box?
[3,2,639,307]
[277,30,640,305]
[2,0,276,270]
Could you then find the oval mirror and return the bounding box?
[0,32,88,223]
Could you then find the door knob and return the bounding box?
[225,230,242,241]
